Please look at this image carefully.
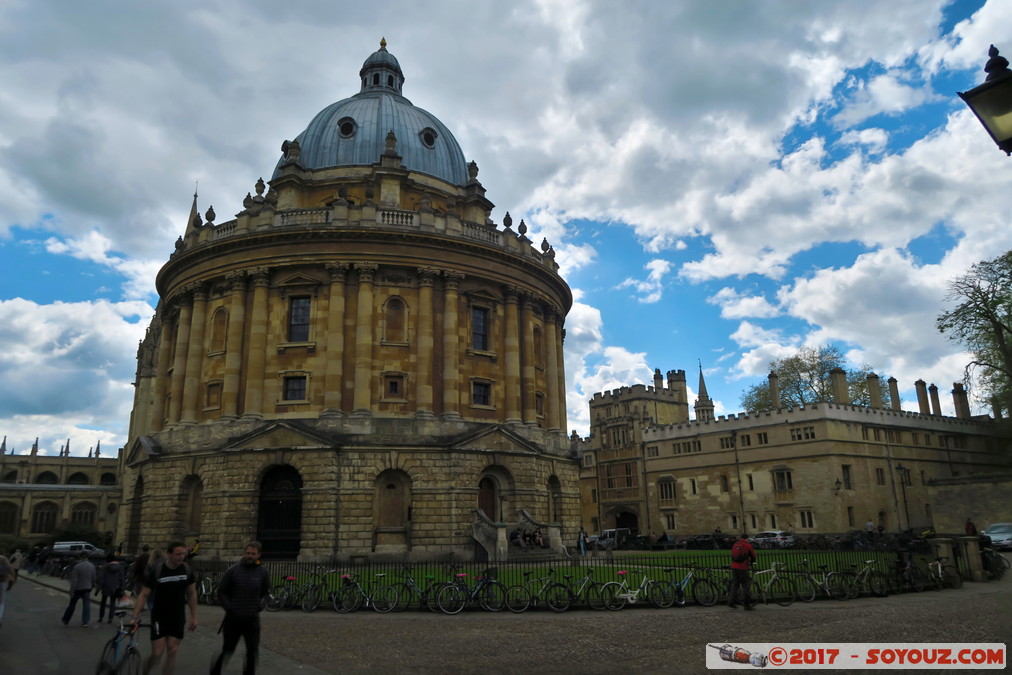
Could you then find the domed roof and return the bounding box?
[273,39,469,186]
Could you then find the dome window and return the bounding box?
[420,127,438,149]
[387,75,394,87]
[338,117,357,138]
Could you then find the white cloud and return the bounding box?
[616,259,672,303]
[707,287,780,319]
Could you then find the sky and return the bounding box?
[2,0,1011,458]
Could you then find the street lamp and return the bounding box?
[958,45,1012,155]
[895,464,910,532]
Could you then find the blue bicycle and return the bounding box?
[95,609,147,674]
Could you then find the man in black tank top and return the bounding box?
[132,541,198,674]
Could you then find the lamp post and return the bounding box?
[895,464,910,532]
[958,45,1012,155]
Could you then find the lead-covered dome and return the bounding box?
[274,39,469,186]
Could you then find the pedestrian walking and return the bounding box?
[61,551,96,627]
[132,541,198,675]
[96,553,126,623]
[0,548,15,629]
[727,533,756,611]
[8,548,23,581]
[965,518,978,536]
[210,541,270,675]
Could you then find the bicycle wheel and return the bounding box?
[333,586,364,613]
[301,584,323,612]
[370,585,398,613]
[585,582,610,611]
[265,584,291,612]
[95,638,117,675]
[600,582,624,610]
[504,584,530,613]
[942,565,962,589]
[478,581,506,612]
[421,581,448,613]
[908,567,926,592]
[691,579,718,607]
[867,571,889,597]
[826,573,850,600]
[768,577,794,607]
[544,582,571,613]
[795,576,817,603]
[672,585,687,608]
[122,647,142,675]
[436,584,467,615]
[648,581,676,609]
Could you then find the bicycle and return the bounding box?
[599,569,666,610]
[886,554,925,593]
[750,561,795,606]
[650,562,719,608]
[333,572,392,613]
[197,571,221,605]
[95,610,147,675]
[838,559,889,598]
[265,566,336,612]
[435,567,507,614]
[371,565,446,613]
[923,556,962,590]
[505,568,569,613]
[981,547,1008,580]
[792,559,849,602]
[551,568,612,612]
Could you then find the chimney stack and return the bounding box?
[867,373,882,408]
[888,377,901,411]
[830,368,848,404]
[952,383,971,419]
[928,383,941,416]
[915,380,930,414]
[768,371,781,409]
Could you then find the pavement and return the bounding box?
[17,565,1012,674]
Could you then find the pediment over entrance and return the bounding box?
[448,425,540,455]
[222,420,334,451]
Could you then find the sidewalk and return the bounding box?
[21,571,330,674]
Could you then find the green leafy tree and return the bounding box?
[937,251,1012,417]
[739,345,891,412]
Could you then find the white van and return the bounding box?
[52,541,105,557]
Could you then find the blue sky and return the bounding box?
[2,0,1011,457]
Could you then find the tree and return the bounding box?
[937,251,1012,417]
[738,345,892,412]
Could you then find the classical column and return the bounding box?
[556,320,568,434]
[503,285,522,424]
[441,271,464,420]
[544,306,561,432]
[415,267,438,419]
[322,263,348,417]
[242,268,270,419]
[221,272,247,419]
[520,294,537,425]
[167,293,193,425]
[149,316,174,432]
[180,284,208,424]
[352,263,378,417]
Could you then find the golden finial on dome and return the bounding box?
[380,37,387,49]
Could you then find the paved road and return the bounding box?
[5,570,1010,674]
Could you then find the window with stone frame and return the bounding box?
[533,325,545,367]
[471,306,490,351]
[0,501,16,534]
[665,513,676,530]
[287,296,311,342]
[205,381,222,410]
[772,469,793,492]
[382,373,407,400]
[383,297,407,343]
[209,307,228,353]
[71,501,97,527]
[282,374,308,402]
[658,479,675,506]
[471,380,492,407]
[32,501,58,534]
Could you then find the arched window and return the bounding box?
[373,470,412,550]
[209,307,228,353]
[180,475,203,536]
[71,502,97,527]
[36,471,58,484]
[547,475,562,523]
[384,297,407,343]
[477,476,498,521]
[67,472,90,485]
[257,466,303,560]
[2,470,17,483]
[100,472,117,486]
[32,501,59,534]
[533,325,544,367]
[0,501,18,534]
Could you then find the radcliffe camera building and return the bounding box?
[119,40,578,561]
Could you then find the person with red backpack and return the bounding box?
[728,533,756,610]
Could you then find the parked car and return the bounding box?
[52,541,105,557]
[684,533,735,550]
[595,528,633,550]
[982,523,1012,550]
[748,530,795,549]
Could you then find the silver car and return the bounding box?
[983,523,1012,550]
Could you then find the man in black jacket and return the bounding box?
[210,541,270,675]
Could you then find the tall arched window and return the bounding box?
[67,472,90,485]
[383,297,407,343]
[0,501,18,534]
[533,325,545,367]
[373,470,412,550]
[209,307,228,353]
[36,471,58,484]
[257,466,303,560]
[71,502,97,527]
[32,501,59,534]
[180,475,203,536]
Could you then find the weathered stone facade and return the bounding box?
[118,42,578,561]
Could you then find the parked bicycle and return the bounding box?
[371,565,446,613]
[600,569,666,610]
[751,560,795,606]
[550,568,612,612]
[981,547,1008,581]
[923,556,962,590]
[435,567,506,615]
[650,562,719,608]
[197,570,221,605]
[838,559,889,599]
[95,610,148,675]
[792,559,849,602]
[265,565,336,613]
[333,572,392,613]
[504,568,571,613]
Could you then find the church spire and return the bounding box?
[694,361,714,422]
[183,183,202,240]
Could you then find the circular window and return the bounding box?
[338,117,357,138]
[419,128,437,148]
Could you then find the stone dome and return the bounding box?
[273,39,469,186]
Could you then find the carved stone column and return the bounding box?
[167,293,193,425]
[415,267,438,419]
[242,268,270,419]
[179,283,208,424]
[441,271,464,420]
[352,263,378,417]
[520,294,536,425]
[503,285,522,424]
[322,263,348,417]
[149,316,174,432]
[545,306,561,432]
[221,273,247,419]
